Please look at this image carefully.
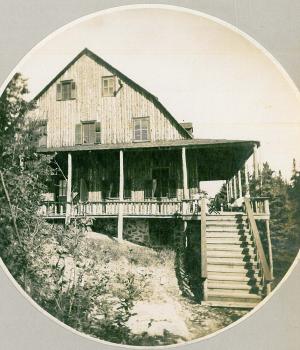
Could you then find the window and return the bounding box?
[82,122,95,144]
[36,120,47,147]
[133,117,150,142]
[102,76,115,97]
[58,179,67,197]
[75,121,101,145]
[56,80,76,101]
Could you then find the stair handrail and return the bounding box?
[244,197,272,282]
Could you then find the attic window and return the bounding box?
[102,76,115,97]
[57,80,76,101]
[35,120,47,148]
[133,117,150,142]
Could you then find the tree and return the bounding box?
[0,73,53,290]
[288,159,300,239]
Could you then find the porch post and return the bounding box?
[229,178,233,200]
[226,181,230,204]
[182,147,189,199]
[233,175,237,200]
[117,149,124,241]
[245,163,250,197]
[238,170,242,197]
[253,143,259,180]
[65,152,72,225]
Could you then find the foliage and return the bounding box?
[249,162,300,285]
[0,73,53,290]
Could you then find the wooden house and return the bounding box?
[31,48,273,308]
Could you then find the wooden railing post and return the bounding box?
[117,150,124,241]
[65,152,72,225]
[200,197,208,300]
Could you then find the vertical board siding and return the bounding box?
[70,150,193,202]
[31,54,185,148]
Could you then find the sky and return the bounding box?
[17,7,300,193]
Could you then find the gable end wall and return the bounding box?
[30,54,186,148]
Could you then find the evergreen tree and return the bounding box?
[288,159,300,239]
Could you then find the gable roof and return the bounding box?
[33,48,192,139]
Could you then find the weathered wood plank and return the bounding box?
[31,54,185,148]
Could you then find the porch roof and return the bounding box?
[38,138,259,153]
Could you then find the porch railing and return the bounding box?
[250,196,270,216]
[39,199,198,217]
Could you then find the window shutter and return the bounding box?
[71,81,76,99]
[95,122,101,143]
[75,124,82,144]
[89,123,96,144]
[56,83,62,101]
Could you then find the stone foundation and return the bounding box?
[93,218,150,245]
[93,218,181,246]
[124,219,150,245]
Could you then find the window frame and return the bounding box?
[82,121,96,145]
[102,76,116,97]
[133,117,150,142]
[75,121,101,145]
[57,80,76,101]
[58,179,67,198]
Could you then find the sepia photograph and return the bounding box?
[0,5,300,347]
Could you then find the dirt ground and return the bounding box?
[87,231,249,345]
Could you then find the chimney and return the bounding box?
[180,122,193,136]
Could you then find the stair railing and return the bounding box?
[244,197,273,293]
[200,197,208,300]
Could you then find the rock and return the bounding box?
[127,302,190,339]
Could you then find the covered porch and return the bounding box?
[38,139,267,229]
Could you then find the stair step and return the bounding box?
[207,250,245,258]
[207,214,247,221]
[207,244,255,253]
[208,290,261,299]
[208,273,261,282]
[207,265,259,274]
[206,220,245,226]
[208,281,255,290]
[206,232,251,239]
[202,300,259,309]
[207,257,256,266]
[206,237,254,245]
[206,227,249,233]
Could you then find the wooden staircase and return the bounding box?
[202,213,263,308]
